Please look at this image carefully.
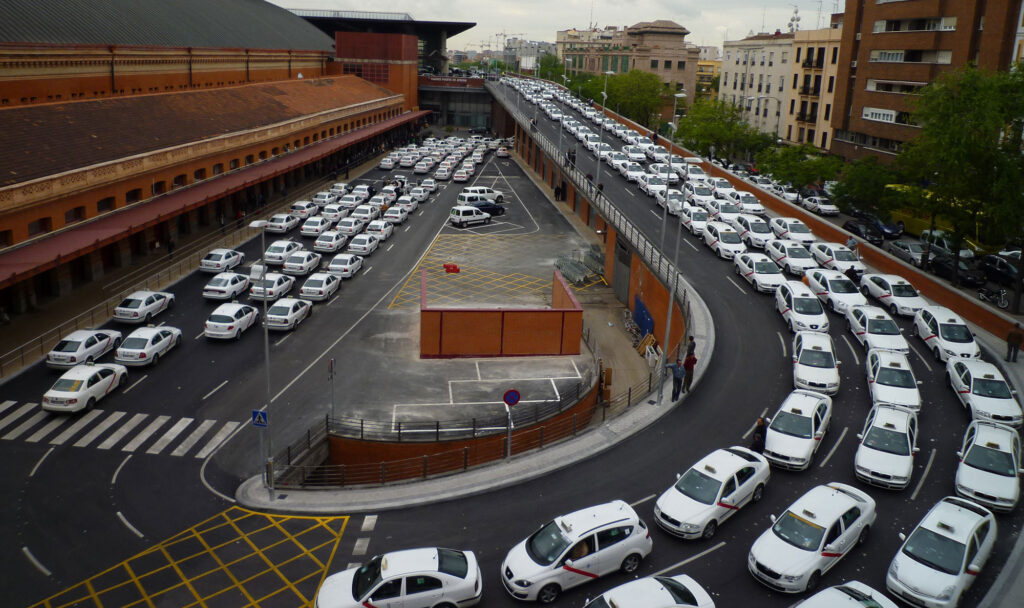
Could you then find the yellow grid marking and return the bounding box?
[30,507,350,608]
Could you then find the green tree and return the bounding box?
[607,71,665,127]
[675,98,749,159]
[830,156,902,214]
[537,53,564,82]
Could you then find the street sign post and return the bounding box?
[251,410,268,428]
[328,357,336,421]
[503,389,520,459]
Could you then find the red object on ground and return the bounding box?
[444,263,460,273]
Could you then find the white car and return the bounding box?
[656,189,686,215]
[865,349,922,411]
[113,326,182,367]
[681,205,709,236]
[709,177,736,199]
[955,420,1021,512]
[734,252,785,294]
[797,581,899,608]
[915,306,982,362]
[368,195,389,209]
[769,217,817,246]
[378,156,395,170]
[300,272,340,301]
[394,196,418,213]
[766,240,818,276]
[199,248,245,272]
[729,190,766,215]
[802,196,840,216]
[329,182,350,195]
[300,216,332,237]
[792,331,841,395]
[775,281,830,333]
[351,204,381,223]
[845,306,910,354]
[289,200,317,219]
[365,220,394,242]
[328,253,363,278]
[500,500,652,603]
[335,217,365,236]
[855,404,919,489]
[282,250,322,276]
[113,290,174,324]
[620,162,645,182]
[420,178,438,192]
[654,446,770,540]
[202,272,249,300]
[311,191,337,208]
[731,214,773,249]
[314,230,347,253]
[641,176,669,199]
[347,234,378,256]
[383,207,408,224]
[707,199,742,224]
[204,302,259,340]
[337,194,362,209]
[41,363,128,413]
[266,213,299,233]
[582,575,715,608]
[350,185,370,201]
[249,272,294,301]
[702,222,746,260]
[452,169,470,182]
[804,268,867,314]
[315,548,482,608]
[860,274,928,317]
[684,183,716,208]
[435,166,452,180]
[946,359,1023,427]
[763,389,833,470]
[810,242,866,276]
[409,187,429,202]
[749,483,876,594]
[264,297,313,331]
[264,240,302,264]
[886,496,996,608]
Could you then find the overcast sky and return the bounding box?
[269,0,843,50]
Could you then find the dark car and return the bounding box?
[978,255,1019,286]
[929,256,987,287]
[848,208,904,238]
[798,185,826,201]
[468,200,505,216]
[842,220,885,247]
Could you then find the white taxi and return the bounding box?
[383,207,409,225]
[204,302,259,340]
[114,326,182,367]
[300,272,339,301]
[702,221,746,260]
[264,297,313,331]
[804,268,867,314]
[731,214,773,249]
[41,363,128,413]
[314,230,347,253]
[946,359,1023,427]
[860,274,928,317]
[766,239,818,276]
[300,216,332,237]
[706,199,741,224]
[810,242,866,276]
[335,217,365,236]
[311,191,337,208]
[365,220,394,242]
[203,272,249,300]
[734,252,785,293]
[654,446,770,540]
[351,204,381,223]
[775,281,830,333]
[865,349,922,411]
[769,217,817,246]
[290,200,317,219]
[349,185,370,202]
[501,500,652,603]
[263,240,302,265]
[281,250,322,276]
[338,194,362,209]
[435,166,452,181]
[249,272,294,301]
[394,196,418,214]
[886,496,996,608]
[113,290,174,324]
[266,213,299,233]
[347,234,378,256]
[582,575,715,608]
[315,548,482,608]
[748,482,876,594]
[855,404,919,489]
[46,329,122,369]
[420,178,438,192]
[452,169,469,182]
[684,182,716,208]
[915,306,982,362]
[955,420,1021,512]
[796,581,899,608]
[792,331,841,395]
[763,389,833,470]
[729,190,766,215]
[322,204,347,223]
[845,306,910,354]
[328,253,363,279]
[409,187,429,202]
[199,248,245,273]
[680,205,708,236]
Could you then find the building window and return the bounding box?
[651,59,658,69]
[28,217,53,236]
[229,159,239,170]
[64,206,86,225]
[172,174,187,189]
[789,99,795,113]
[259,151,267,160]
[0,230,11,247]
[779,76,784,92]
[723,73,728,85]
[769,51,774,65]
[821,132,828,149]
[677,60,685,69]
[828,76,835,93]
[342,62,389,83]
[781,51,788,64]
[97,197,115,213]
[245,154,254,165]
[831,47,838,64]
[824,104,831,120]
[151,181,167,196]
[792,74,798,88]
[795,48,801,62]
[126,188,142,204]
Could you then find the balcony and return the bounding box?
[801,58,825,69]
[796,112,818,123]
[799,86,821,96]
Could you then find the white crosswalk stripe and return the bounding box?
[74,411,126,447]
[50,409,104,445]
[3,410,48,440]
[25,417,66,443]
[195,421,240,459]
[122,415,170,452]
[98,413,148,450]
[171,420,217,456]
[147,417,193,455]
[0,402,36,433]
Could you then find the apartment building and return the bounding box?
[696,59,721,100]
[781,19,844,150]
[719,31,796,139]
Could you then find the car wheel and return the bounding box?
[175,336,182,347]
[150,353,159,366]
[805,571,822,593]
[858,526,870,546]
[860,285,869,297]
[496,195,503,203]
[485,217,491,224]
[621,553,643,573]
[788,320,796,333]
[234,329,242,341]
[537,583,560,604]
[144,313,152,323]
[933,347,942,362]
[752,483,765,503]
[785,264,793,275]
[86,356,94,364]
[827,300,836,313]
[702,521,718,540]
[85,398,95,411]
[112,337,122,349]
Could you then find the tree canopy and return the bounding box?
[674,98,772,160]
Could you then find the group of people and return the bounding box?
[665,336,698,401]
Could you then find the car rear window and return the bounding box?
[208,314,234,324]
[54,340,81,353]
[437,548,469,578]
[122,337,149,350]
[52,378,84,392]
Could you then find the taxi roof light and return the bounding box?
[883,422,896,429]
[802,509,817,519]
[704,464,717,474]
[983,374,996,379]
[936,522,955,533]
[791,407,803,415]
[984,441,1002,449]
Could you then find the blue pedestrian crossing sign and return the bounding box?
[251,410,268,428]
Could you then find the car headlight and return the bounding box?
[956,483,971,493]
[513,579,532,588]
[781,574,802,583]
[889,560,899,578]
[680,523,702,533]
[938,585,956,601]
[794,320,807,329]
[792,457,808,465]
[944,349,956,356]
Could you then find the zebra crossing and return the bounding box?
[0,399,240,458]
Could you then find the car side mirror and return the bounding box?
[913,447,921,453]
[564,558,575,567]
[917,380,924,385]
[956,451,964,459]
[676,473,682,480]
[720,497,734,507]
[769,514,777,523]
[898,532,906,542]
[856,433,863,440]
[837,361,843,366]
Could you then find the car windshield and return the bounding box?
[718,203,739,214]
[891,284,918,297]
[305,279,324,288]
[54,340,81,353]
[902,528,965,576]
[649,177,666,185]
[270,217,286,224]
[51,378,85,392]
[208,278,229,287]
[965,444,1017,476]
[793,298,823,315]
[864,425,910,455]
[834,250,858,261]
[268,245,286,253]
[691,211,708,221]
[285,256,305,264]
[352,555,383,600]
[867,319,900,335]
[526,521,572,566]
[834,584,887,607]
[673,467,723,505]
[788,223,811,233]
[437,548,469,578]
[876,367,916,388]
[788,247,812,259]
[828,278,857,293]
[694,186,712,195]
[256,279,277,289]
[118,298,142,309]
[754,262,781,274]
[770,411,813,439]
[719,232,742,244]
[906,243,925,253]
[750,223,771,233]
[203,253,222,261]
[208,314,234,324]
[972,378,1012,398]
[799,349,835,368]
[939,323,973,343]
[122,337,149,350]
[660,577,700,604]
[268,305,290,316]
[772,510,824,551]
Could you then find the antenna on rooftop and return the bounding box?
[762,6,767,32]
[788,6,802,33]
[589,0,595,29]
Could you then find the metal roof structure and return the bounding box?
[291,8,475,38]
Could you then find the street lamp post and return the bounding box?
[248,219,274,493]
[758,95,784,141]
[594,71,614,191]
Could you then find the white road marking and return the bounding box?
[386,244,394,251]
[3,411,48,440]
[404,225,410,231]
[725,276,746,294]
[682,238,698,251]
[841,335,860,366]
[111,454,132,485]
[146,418,193,455]
[909,343,933,372]
[29,447,54,477]
[652,542,727,576]
[911,448,937,501]
[630,494,657,507]
[116,511,145,538]
[26,417,65,443]
[202,380,229,400]
[777,332,787,358]
[475,361,481,380]
[352,537,370,556]
[172,419,217,457]
[650,210,660,218]
[742,407,770,439]
[195,421,241,459]
[551,378,561,400]
[22,546,51,577]
[360,515,378,533]
[363,266,372,275]
[274,334,291,346]
[97,413,147,450]
[194,331,205,340]
[625,189,636,197]
[0,400,17,415]
[0,402,37,433]
[328,295,340,305]
[818,426,849,468]
[122,374,148,394]
[73,411,126,447]
[50,409,103,445]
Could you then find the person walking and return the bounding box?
[749,417,767,453]
[1007,323,1024,362]
[665,358,685,401]
[686,336,696,356]
[846,236,859,260]
[682,352,697,393]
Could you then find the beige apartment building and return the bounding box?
[781,20,844,150]
[720,31,795,139]
[696,59,720,100]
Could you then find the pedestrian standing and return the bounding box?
[553,184,561,201]
[846,236,859,260]
[665,358,685,401]
[686,336,696,356]
[749,417,767,453]
[682,353,697,393]
[1007,323,1024,362]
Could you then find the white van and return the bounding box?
[456,192,485,206]
[449,205,491,228]
[461,186,505,203]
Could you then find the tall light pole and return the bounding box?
[558,75,569,158]
[248,220,274,492]
[594,70,614,190]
